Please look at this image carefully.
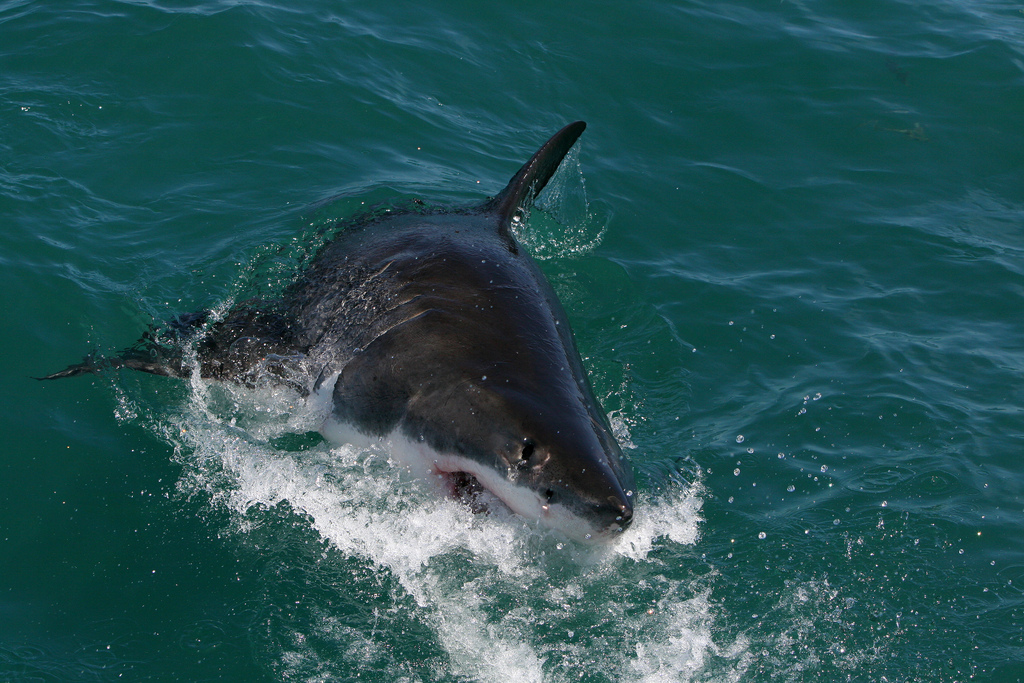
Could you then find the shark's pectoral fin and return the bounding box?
[330,350,408,439]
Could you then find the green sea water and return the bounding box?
[3,1,1024,681]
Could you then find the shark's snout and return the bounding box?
[614,496,634,528]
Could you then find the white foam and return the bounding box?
[613,486,705,562]
[137,374,730,681]
[628,594,752,683]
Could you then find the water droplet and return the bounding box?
[833,518,840,525]
[736,435,745,443]
[733,468,741,476]
[778,452,786,459]
[758,531,767,540]
[786,485,795,492]
[820,465,828,473]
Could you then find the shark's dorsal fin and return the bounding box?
[482,121,586,239]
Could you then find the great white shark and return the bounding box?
[41,121,635,541]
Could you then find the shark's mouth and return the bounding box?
[438,463,629,542]
[447,471,491,513]
[320,428,622,542]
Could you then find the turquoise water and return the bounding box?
[3,0,1023,680]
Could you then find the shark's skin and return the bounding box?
[42,122,635,541]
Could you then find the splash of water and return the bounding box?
[514,144,609,261]
[118,371,746,682]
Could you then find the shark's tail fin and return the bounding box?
[482,121,586,241]
[37,306,306,389]
[35,312,210,381]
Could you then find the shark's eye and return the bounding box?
[544,488,555,502]
[521,439,536,461]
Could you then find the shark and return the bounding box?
[41,121,635,541]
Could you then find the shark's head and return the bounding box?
[375,369,631,542]
[395,371,635,541]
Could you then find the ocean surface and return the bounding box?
[2,0,1023,681]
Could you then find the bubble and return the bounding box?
[736,435,745,443]
[758,532,767,540]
